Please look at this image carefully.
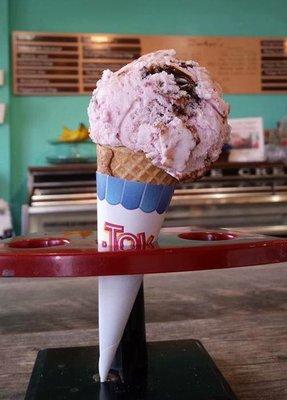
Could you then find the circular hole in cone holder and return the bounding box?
[178,231,237,241]
[8,238,70,249]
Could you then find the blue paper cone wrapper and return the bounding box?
[96,172,174,249]
[97,173,174,214]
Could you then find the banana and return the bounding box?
[58,123,89,142]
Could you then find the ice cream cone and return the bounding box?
[97,144,176,185]
[89,50,230,383]
[97,144,175,382]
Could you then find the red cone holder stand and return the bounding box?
[1,227,287,400]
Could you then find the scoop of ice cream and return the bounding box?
[88,49,230,180]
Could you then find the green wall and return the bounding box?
[5,0,287,232]
[0,0,10,201]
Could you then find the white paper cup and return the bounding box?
[97,172,174,381]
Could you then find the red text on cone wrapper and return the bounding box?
[101,222,155,250]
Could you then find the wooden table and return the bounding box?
[0,264,286,400]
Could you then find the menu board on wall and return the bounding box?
[13,31,287,95]
[13,32,141,95]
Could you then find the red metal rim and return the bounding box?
[0,229,287,278]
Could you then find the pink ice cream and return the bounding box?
[88,49,230,180]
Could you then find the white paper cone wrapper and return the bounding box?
[98,274,143,381]
[97,173,174,381]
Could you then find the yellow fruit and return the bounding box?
[58,124,89,142]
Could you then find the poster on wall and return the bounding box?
[228,117,265,162]
[12,31,287,95]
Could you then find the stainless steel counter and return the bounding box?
[22,161,287,236]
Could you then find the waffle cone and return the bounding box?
[97,144,176,186]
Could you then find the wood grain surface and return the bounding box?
[0,264,286,399]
